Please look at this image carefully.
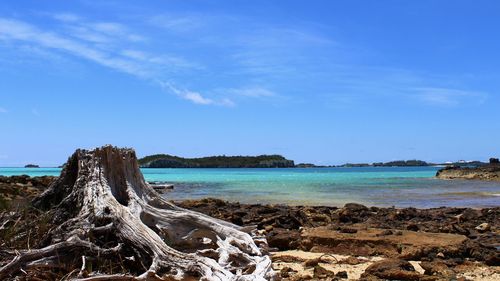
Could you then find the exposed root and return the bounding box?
[0,146,275,280]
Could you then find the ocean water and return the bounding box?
[1,167,499,208]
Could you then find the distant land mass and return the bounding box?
[338,160,491,168]
[24,164,39,168]
[137,154,490,168]
[340,160,430,167]
[138,154,295,168]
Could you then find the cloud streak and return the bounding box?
[160,82,235,106]
[0,13,489,110]
[412,87,488,107]
[225,87,278,99]
[0,18,149,77]
[0,17,220,106]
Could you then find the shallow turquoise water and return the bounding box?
[1,167,499,208]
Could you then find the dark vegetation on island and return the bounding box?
[138,153,495,169]
[139,153,295,168]
[340,160,430,167]
[23,164,39,168]
[340,159,495,168]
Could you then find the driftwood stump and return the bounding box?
[0,146,275,280]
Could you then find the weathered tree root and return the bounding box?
[0,146,276,280]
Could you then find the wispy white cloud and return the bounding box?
[240,27,334,49]
[89,22,144,42]
[230,27,336,77]
[121,49,201,70]
[148,14,205,32]
[160,82,234,106]
[303,64,490,109]
[0,18,149,77]
[0,17,217,106]
[53,13,146,44]
[226,87,277,98]
[53,13,81,23]
[412,87,488,107]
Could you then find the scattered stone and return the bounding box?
[420,261,456,278]
[303,257,321,268]
[475,223,491,232]
[280,266,296,278]
[340,256,362,265]
[267,228,300,250]
[485,252,500,266]
[377,229,393,236]
[344,203,369,212]
[339,227,358,234]
[407,224,420,231]
[335,270,348,279]
[313,265,335,278]
[362,259,422,280]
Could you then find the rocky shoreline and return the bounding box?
[436,165,500,182]
[177,198,499,280]
[1,175,499,280]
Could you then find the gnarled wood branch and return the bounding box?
[0,146,275,280]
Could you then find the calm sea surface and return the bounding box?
[1,167,499,208]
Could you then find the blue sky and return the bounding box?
[0,0,499,166]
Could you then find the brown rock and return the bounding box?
[341,256,362,265]
[420,261,455,278]
[377,229,393,236]
[336,270,348,279]
[362,259,422,281]
[485,252,500,266]
[313,265,335,279]
[339,227,358,234]
[406,224,420,231]
[344,203,369,212]
[267,228,301,250]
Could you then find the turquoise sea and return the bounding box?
[1,167,499,208]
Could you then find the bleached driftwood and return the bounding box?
[0,146,275,280]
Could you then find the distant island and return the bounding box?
[138,154,295,168]
[24,164,39,168]
[339,160,429,167]
[339,159,488,168]
[137,154,491,169]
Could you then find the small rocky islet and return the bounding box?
[436,160,500,182]
[1,174,499,280]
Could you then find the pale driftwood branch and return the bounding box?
[74,274,137,281]
[0,146,275,280]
